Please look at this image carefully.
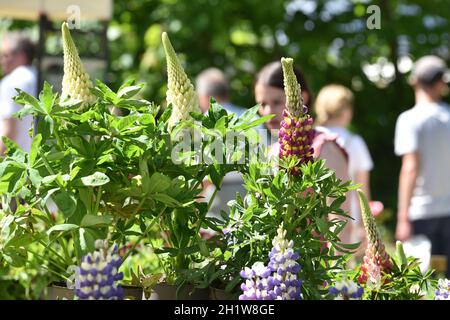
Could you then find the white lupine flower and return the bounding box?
[61,22,96,108]
[329,277,364,300]
[435,278,450,300]
[161,32,200,131]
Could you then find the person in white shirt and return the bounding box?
[0,32,37,154]
[196,68,247,219]
[314,84,374,243]
[394,55,450,276]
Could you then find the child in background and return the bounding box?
[314,84,374,243]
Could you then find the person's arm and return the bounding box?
[395,152,419,241]
[319,141,352,244]
[0,118,18,155]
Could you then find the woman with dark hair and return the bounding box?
[254,60,353,244]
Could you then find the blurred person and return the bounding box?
[0,32,37,154]
[314,84,374,243]
[196,67,247,117]
[394,55,450,276]
[195,68,247,219]
[254,61,353,244]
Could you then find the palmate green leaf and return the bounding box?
[233,105,259,126]
[7,170,27,194]
[1,136,26,162]
[52,190,77,218]
[28,134,42,167]
[208,98,228,123]
[80,214,113,227]
[13,89,46,114]
[28,168,42,189]
[117,83,145,99]
[81,172,110,187]
[140,114,156,126]
[2,247,27,268]
[159,104,173,127]
[117,115,140,133]
[116,99,153,110]
[39,82,56,114]
[13,104,35,119]
[152,193,181,207]
[234,114,274,131]
[214,116,228,136]
[44,114,54,135]
[47,223,79,235]
[95,80,118,103]
[145,172,172,194]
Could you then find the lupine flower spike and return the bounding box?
[266,223,302,300]
[329,277,364,300]
[239,262,273,300]
[61,22,96,107]
[279,57,314,175]
[435,279,450,300]
[74,240,124,300]
[161,32,201,131]
[357,189,392,285]
[239,224,302,300]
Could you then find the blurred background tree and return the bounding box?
[2,0,450,233]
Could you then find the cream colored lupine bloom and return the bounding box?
[61,22,96,107]
[161,32,200,131]
[281,57,303,118]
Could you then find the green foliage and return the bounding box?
[359,241,436,300]
[0,75,268,296]
[202,159,357,299]
[105,0,450,230]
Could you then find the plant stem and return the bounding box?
[36,239,68,265]
[52,128,65,151]
[93,186,102,214]
[122,206,167,262]
[71,231,82,264]
[192,176,223,240]
[28,250,68,276]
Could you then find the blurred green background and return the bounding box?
[1,0,450,233]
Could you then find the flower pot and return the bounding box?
[209,287,236,300]
[145,283,209,300]
[45,282,144,300]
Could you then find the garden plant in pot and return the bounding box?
[138,32,273,300]
[0,24,270,300]
[200,57,360,300]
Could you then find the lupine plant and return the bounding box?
[434,279,450,300]
[356,190,435,300]
[0,25,270,297]
[328,277,364,300]
[278,58,314,174]
[203,57,357,299]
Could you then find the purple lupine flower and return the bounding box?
[266,223,302,300]
[239,262,274,300]
[74,240,124,300]
[435,278,450,300]
[329,278,364,300]
[278,58,315,175]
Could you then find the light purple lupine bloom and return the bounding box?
[239,262,273,300]
[239,224,302,300]
[74,240,124,300]
[266,224,302,300]
[329,278,364,300]
[435,278,450,300]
